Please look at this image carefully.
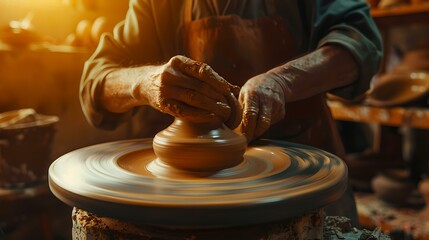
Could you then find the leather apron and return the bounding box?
[181,0,345,158]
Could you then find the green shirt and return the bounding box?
[80,0,382,130]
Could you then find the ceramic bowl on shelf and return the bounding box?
[0,26,40,47]
[366,72,429,107]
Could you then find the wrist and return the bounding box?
[129,66,148,105]
[266,65,294,101]
[102,67,148,113]
[129,64,165,106]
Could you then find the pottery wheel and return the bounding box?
[49,138,347,228]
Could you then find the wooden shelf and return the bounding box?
[0,42,90,54]
[328,100,429,129]
[371,3,429,18]
[371,3,429,27]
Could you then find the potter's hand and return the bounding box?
[237,45,360,142]
[238,73,286,142]
[137,55,240,126]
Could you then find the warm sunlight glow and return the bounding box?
[1,0,63,9]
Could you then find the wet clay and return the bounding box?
[153,118,246,173]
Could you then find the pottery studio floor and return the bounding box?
[355,191,429,240]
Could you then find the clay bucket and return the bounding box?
[0,109,59,188]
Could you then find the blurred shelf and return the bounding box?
[372,3,429,17]
[370,3,429,72]
[328,100,429,129]
[0,42,91,54]
[371,3,429,27]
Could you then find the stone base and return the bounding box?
[72,208,392,240]
[72,207,324,240]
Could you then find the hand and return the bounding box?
[137,55,240,127]
[238,73,286,142]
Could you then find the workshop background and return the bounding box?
[1,0,429,239]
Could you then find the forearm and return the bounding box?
[99,55,241,128]
[269,45,359,102]
[101,65,158,113]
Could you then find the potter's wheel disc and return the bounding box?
[48,139,347,228]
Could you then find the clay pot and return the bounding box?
[371,169,415,205]
[91,16,111,44]
[153,118,246,173]
[346,151,405,190]
[0,109,58,188]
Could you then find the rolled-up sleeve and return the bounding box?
[79,0,164,130]
[306,0,383,100]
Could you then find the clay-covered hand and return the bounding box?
[237,46,360,141]
[238,73,286,141]
[135,55,240,127]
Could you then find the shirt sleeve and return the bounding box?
[79,0,164,130]
[303,0,383,100]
